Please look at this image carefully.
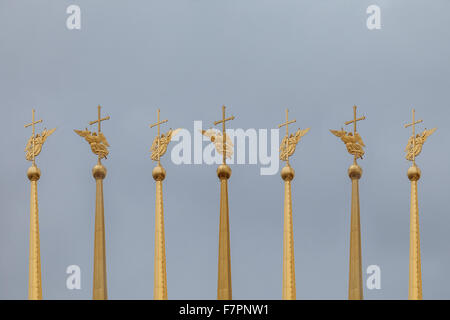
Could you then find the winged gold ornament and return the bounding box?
[279,128,310,161]
[330,128,366,159]
[404,128,436,161]
[150,128,181,161]
[25,128,56,161]
[201,128,234,159]
[74,128,110,159]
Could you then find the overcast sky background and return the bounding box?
[1,1,449,300]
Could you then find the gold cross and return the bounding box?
[24,109,43,165]
[404,108,423,165]
[213,105,235,164]
[278,109,296,164]
[344,105,366,135]
[89,105,110,133]
[344,105,366,163]
[149,108,168,165]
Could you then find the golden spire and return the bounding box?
[403,108,436,300]
[330,105,366,300]
[278,109,309,300]
[24,109,55,300]
[74,105,110,300]
[208,105,235,300]
[149,109,180,300]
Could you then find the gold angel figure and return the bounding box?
[405,128,436,161]
[201,129,234,159]
[74,128,110,159]
[330,128,366,159]
[279,128,310,161]
[150,128,181,161]
[25,128,56,161]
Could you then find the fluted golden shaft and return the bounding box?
[348,164,363,300]
[27,165,42,300]
[153,165,168,300]
[408,165,422,300]
[217,164,232,300]
[281,165,296,300]
[92,163,107,300]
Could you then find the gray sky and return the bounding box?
[1,0,449,299]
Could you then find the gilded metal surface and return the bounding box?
[211,105,234,300]
[281,166,296,300]
[92,165,107,300]
[75,105,110,300]
[404,109,436,163]
[74,105,110,160]
[348,166,363,300]
[211,105,235,164]
[217,175,232,300]
[408,176,422,300]
[24,109,54,300]
[330,129,365,160]
[278,109,309,163]
[148,109,173,300]
[201,129,234,159]
[149,109,180,164]
[153,178,167,300]
[25,128,55,162]
[28,176,42,300]
[330,106,366,162]
[24,109,55,164]
[331,105,365,300]
[150,129,180,162]
[74,129,110,160]
[403,109,434,300]
[278,109,308,300]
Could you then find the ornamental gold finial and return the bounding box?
[149,109,180,166]
[404,108,434,300]
[330,105,366,163]
[278,109,309,165]
[24,108,54,300]
[149,108,177,300]
[331,105,365,300]
[277,109,308,300]
[404,108,436,165]
[206,105,235,300]
[203,105,235,165]
[24,109,55,165]
[75,105,110,300]
[74,105,110,161]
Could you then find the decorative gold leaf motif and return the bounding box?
[150,128,181,160]
[330,106,366,161]
[25,128,56,161]
[330,128,365,159]
[404,128,436,161]
[201,129,234,159]
[74,128,110,159]
[279,128,310,161]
